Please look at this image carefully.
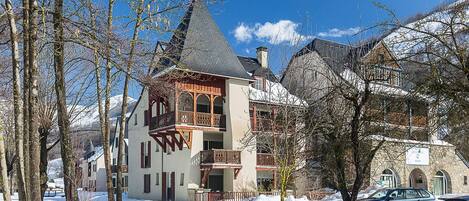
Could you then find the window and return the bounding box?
[156,173,159,185]
[464,176,467,185]
[213,96,223,114]
[141,141,151,168]
[159,98,167,115]
[380,169,397,188]
[112,178,116,187]
[144,174,151,193]
[405,189,421,199]
[124,176,128,187]
[432,170,448,195]
[254,77,264,91]
[180,173,184,186]
[113,158,116,165]
[144,110,149,126]
[134,114,138,125]
[378,54,385,64]
[196,95,210,113]
[115,137,118,148]
[155,143,159,152]
[178,93,194,112]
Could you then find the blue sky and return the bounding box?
[122,0,449,98]
[206,0,448,73]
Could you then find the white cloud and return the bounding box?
[233,20,312,45]
[233,23,254,43]
[244,48,251,54]
[318,27,361,38]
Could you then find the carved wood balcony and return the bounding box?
[149,111,226,131]
[200,149,241,166]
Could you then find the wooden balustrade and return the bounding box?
[196,112,211,126]
[257,153,275,166]
[150,111,226,130]
[200,150,241,164]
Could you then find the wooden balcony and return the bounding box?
[251,117,294,133]
[411,115,427,127]
[257,153,275,168]
[111,165,128,173]
[200,150,241,166]
[149,111,226,130]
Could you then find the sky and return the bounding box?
[123,0,451,98]
[206,0,449,73]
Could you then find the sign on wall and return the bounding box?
[406,147,430,165]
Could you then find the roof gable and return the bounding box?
[156,0,251,80]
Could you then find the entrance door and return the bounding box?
[207,175,223,192]
[409,168,427,189]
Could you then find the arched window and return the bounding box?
[432,171,448,196]
[178,93,193,112]
[381,169,397,188]
[196,95,210,113]
[213,96,223,114]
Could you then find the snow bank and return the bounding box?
[254,195,309,201]
[0,192,150,201]
[321,185,383,201]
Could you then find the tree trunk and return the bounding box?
[0,133,12,201]
[39,128,49,198]
[22,0,31,199]
[104,0,116,200]
[5,0,26,199]
[28,0,42,200]
[116,1,144,200]
[53,0,79,200]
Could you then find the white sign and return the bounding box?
[406,147,429,165]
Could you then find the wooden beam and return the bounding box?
[193,92,197,126]
[200,168,211,188]
[210,94,214,127]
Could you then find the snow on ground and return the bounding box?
[1,192,150,201]
[321,185,382,201]
[254,195,309,201]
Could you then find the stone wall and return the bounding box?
[370,140,469,194]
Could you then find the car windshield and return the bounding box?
[369,189,389,199]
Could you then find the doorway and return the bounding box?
[409,168,427,189]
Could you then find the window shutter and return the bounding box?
[144,110,148,126]
[148,141,151,168]
[140,142,144,168]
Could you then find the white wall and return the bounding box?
[224,78,257,191]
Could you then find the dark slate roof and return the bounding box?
[237,56,277,82]
[292,38,352,74]
[154,0,252,80]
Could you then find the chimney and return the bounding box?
[256,46,268,68]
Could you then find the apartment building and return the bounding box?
[281,38,469,195]
[127,1,302,200]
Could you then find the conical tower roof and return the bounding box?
[156,0,252,80]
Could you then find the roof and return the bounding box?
[154,0,251,80]
[292,38,353,74]
[237,56,277,82]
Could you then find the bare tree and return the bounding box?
[3,0,26,200]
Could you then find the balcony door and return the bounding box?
[203,140,223,150]
[208,174,223,192]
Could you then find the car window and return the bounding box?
[405,189,421,199]
[370,189,389,199]
[417,190,431,198]
[389,190,405,200]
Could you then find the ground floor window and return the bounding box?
[432,171,448,196]
[144,174,151,193]
[380,169,397,188]
[257,178,274,191]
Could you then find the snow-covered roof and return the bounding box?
[249,79,307,106]
[384,0,468,59]
[369,135,453,146]
[87,146,104,162]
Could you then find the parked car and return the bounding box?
[360,188,435,201]
[439,196,469,201]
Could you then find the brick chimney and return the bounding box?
[256,46,268,68]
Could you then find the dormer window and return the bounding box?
[254,77,265,91]
[378,54,385,64]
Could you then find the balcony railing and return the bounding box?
[257,153,275,167]
[250,117,295,133]
[150,111,226,130]
[111,165,128,173]
[200,150,241,165]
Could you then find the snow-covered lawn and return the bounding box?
[0,192,150,201]
[1,192,312,201]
